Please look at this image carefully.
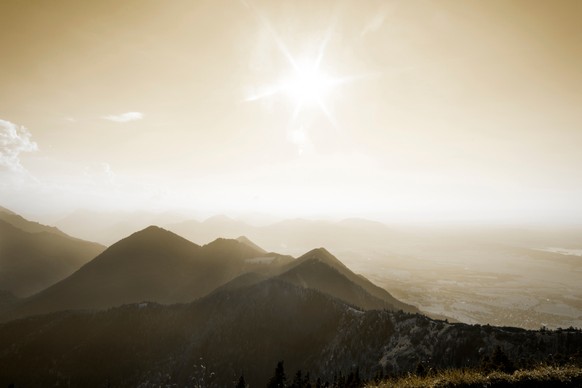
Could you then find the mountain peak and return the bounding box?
[291,248,352,275]
[136,225,166,234]
[307,247,332,256]
[205,237,240,247]
[236,236,267,254]
[298,247,345,267]
[109,225,200,253]
[201,237,266,260]
[128,225,185,238]
[204,237,252,252]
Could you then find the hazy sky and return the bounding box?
[1,0,581,223]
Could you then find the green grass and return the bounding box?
[367,365,582,387]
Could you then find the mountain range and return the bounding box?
[2,223,416,321]
[1,206,580,387]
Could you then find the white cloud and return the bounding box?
[102,111,144,123]
[0,119,38,171]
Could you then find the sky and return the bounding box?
[1,0,581,224]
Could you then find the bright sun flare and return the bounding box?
[244,18,348,125]
[280,60,333,107]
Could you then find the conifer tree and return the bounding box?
[236,374,246,388]
[268,361,286,388]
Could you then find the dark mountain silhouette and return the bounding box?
[0,217,105,297]
[5,227,203,317]
[207,247,417,313]
[2,225,413,321]
[278,248,417,312]
[3,227,292,320]
[0,279,580,388]
[276,248,417,312]
[211,271,270,293]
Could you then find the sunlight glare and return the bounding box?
[280,59,333,107]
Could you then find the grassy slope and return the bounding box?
[368,365,582,388]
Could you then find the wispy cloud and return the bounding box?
[360,8,388,37]
[102,111,144,123]
[0,119,38,171]
[84,162,116,186]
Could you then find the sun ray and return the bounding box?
[314,21,336,71]
[317,98,338,129]
[244,84,282,102]
[246,1,298,71]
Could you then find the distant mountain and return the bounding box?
[4,227,292,320]
[0,213,105,297]
[168,215,253,245]
[166,216,411,259]
[0,279,580,388]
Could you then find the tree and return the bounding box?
[290,370,303,388]
[415,361,427,377]
[346,368,361,388]
[268,361,287,388]
[482,346,516,374]
[491,346,515,373]
[236,374,246,388]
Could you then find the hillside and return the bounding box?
[277,248,417,312]
[0,214,105,297]
[0,290,17,312]
[0,279,580,388]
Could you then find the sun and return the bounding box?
[279,59,334,108]
[243,13,349,126]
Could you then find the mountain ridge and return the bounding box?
[0,205,71,238]
[2,224,417,321]
[0,214,105,297]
